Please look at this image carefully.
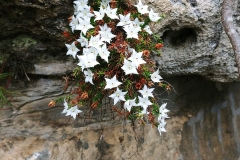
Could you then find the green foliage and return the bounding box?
[12,35,37,50]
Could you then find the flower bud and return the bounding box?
[48,100,56,107]
[142,50,150,57]
[155,43,164,49]
[91,102,99,109]
[80,92,89,100]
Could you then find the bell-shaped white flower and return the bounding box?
[62,99,69,114]
[104,75,122,89]
[132,18,144,28]
[105,4,119,19]
[93,6,106,21]
[158,120,167,135]
[138,96,152,113]
[74,0,88,11]
[159,103,169,113]
[144,25,152,35]
[149,9,161,22]
[158,103,170,120]
[101,0,110,8]
[99,24,116,43]
[134,0,149,15]
[124,24,139,39]
[124,98,137,111]
[88,35,104,49]
[77,34,88,47]
[99,23,109,32]
[157,103,169,135]
[65,105,82,119]
[82,47,98,57]
[69,15,79,32]
[84,69,94,85]
[138,85,154,98]
[65,42,80,58]
[117,13,131,26]
[128,49,146,67]
[76,6,94,19]
[150,69,163,82]
[75,17,94,35]
[98,43,110,62]
[78,53,99,68]
[77,55,86,71]
[109,87,127,105]
[121,58,139,75]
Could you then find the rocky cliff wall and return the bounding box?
[1,0,240,160]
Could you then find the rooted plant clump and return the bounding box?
[50,0,170,135]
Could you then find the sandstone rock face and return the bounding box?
[1,76,240,160]
[1,0,240,160]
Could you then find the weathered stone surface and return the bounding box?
[149,0,239,82]
[1,76,240,160]
[1,0,240,160]
[1,0,240,82]
[29,62,75,76]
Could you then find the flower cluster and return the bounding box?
[158,103,169,135]
[58,0,169,135]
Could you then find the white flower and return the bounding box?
[121,58,139,75]
[128,49,146,67]
[69,15,79,32]
[75,17,94,35]
[138,96,152,114]
[105,4,119,19]
[150,69,163,82]
[76,6,94,19]
[65,42,79,58]
[77,34,88,47]
[88,34,104,49]
[158,120,167,135]
[98,43,110,62]
[131,18,143,31]
[101,0,110,8]
[73,0,88,7]
[83,47,99,57]
[117,13,131,26]
[124,98,137,111]
[84,69,94,84]
[89,47,99,57]
[132,18,144,27]
[109,87,127,105]
[62,99,69,114]
[157,103,169,135]
[104,75,122,89]
[135,0,149,15]
[74,0,88,11]
[149,9,161,22]
[138,85,154,98]
[99,24,116,43]
[65,105,82,119]
[124,24,139,39]
[99,23,109,32]
[74,4,78,15]
[77,53,99,68]
[159,103,168,113]
[77,55,86,71]
[159,103,170,120]
[93,6,106,21]
[144,25,152,34]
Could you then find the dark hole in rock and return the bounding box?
[187,0,198,7]
[162,28,197,46]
